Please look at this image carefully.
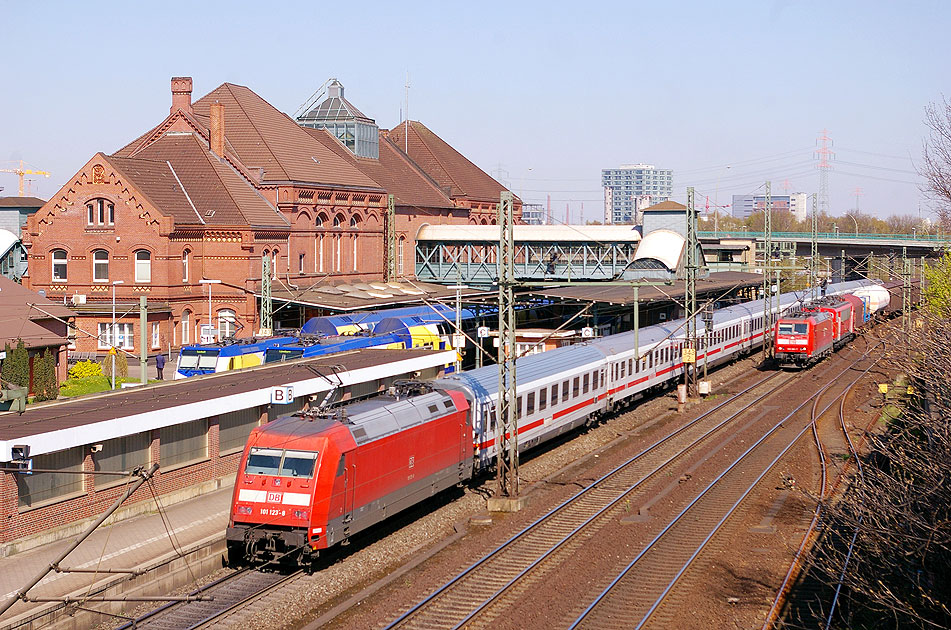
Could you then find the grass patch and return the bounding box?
[59,376,147,398]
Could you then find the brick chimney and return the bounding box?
[170,77,193,114]
[210,101,225,156]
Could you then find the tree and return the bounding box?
[922,250,951,317]
[922,97,951,229]
[32,350,58,402]
[1,339,30,390]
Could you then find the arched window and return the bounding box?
[315,215,324,228]
[350,216,359,271]
[182,310,191,345]
[218,309,236,339]
[182,249,190,283]
[85,199,114,226]
[134,250,151,283]
[398,236,405,276]
[333,215,341,228]
[93,249,109,282]
[51,249,68,281]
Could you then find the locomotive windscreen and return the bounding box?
[778,323,808,334]
[245,447,318,478]
[246,447,282,475]
[280,450,318,478]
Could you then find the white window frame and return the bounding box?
[218,309,236,340]
[134,250,151,283]
[93,249,109,282]
[182,311,190,345]
[151,322,160,349]
[51,249,68,281]
[182,250,189,283]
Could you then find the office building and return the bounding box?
[602,164,673,224]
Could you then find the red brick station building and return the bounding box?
[24,77,517,356]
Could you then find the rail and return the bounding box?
[570,347,880,629]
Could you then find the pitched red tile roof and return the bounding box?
[303,127,455,210]
[130,134,287,227]
[644,200,686,210]
[190,83,382,190]
[0,197,46,208]
[0,276,75,349]
[386,121,510,204]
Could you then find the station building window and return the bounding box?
[16,447,84,509]
[86,199,114,227]
[218,309,237,340]
[219,407,263,454]
[93,249,109,282]
[94,433,151,489]
[134,250,151,283]
[160,419,208,469]
[51,249,68,281]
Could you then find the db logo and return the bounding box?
[266,492,283,503]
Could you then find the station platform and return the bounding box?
[0,484,233,628]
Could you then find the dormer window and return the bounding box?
[86,199,115,227]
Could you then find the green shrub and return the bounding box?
[33,350,59,402]
[68,360,103,380]
[1,339,29,389]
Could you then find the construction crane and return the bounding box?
[0,160,51,197]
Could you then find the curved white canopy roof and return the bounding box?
[633,229,685,271]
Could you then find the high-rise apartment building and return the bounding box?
[731,193,808,222]
[602,164,673,224]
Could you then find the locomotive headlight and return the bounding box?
[293,509,310,520]
[236,505,253,515]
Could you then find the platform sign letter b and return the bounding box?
[271,385,294,404]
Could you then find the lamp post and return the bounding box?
[199,279,221,343]
[111,280,124,390]
[846,213,858,236]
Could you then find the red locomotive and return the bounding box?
[806,298,856,349]
[774,311,835,367]
[226,382,471,567]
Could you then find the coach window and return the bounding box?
[572,377,580,398]
[516,396,523,418]
[16,447,84,509]
[628,358,633,374]
[539,388,547,411]
[93,249,109,281]
[620,361,625,379]
[51,249,68,280]
[134,250,151,283]
[551,383,559,404]
[582,374,589,394]
[160,419,208,469]
[526,392,535,415]
[562,380,569,403]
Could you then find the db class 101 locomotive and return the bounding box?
[227,279,884,567]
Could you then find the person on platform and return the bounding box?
[155,353,166,380]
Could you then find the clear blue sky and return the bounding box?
[1,0,944,224]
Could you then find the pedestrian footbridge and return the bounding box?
[414,224,642,285]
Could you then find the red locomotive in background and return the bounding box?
[773,294,867,367]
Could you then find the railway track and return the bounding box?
[381,365,839,630]
[567,346,880,629]
[118,567,301,630]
